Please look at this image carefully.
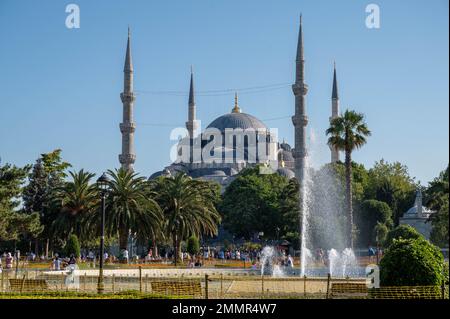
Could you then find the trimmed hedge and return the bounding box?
[380,237,445,286]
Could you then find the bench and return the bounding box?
[330,283,368,298]
[150,280,202,297]
[9,278,49,293]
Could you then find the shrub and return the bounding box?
[186,236,200,256]
[380,237,444,286]
[64,234,81,258]
[384,224,423,247]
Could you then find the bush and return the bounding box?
[380,237,444,286]
[384,224,423,247]
[186,236,200,256]
[64,234,81,258]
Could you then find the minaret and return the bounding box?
[119,27,136,172]
[330,62,340,163]
[292,15,308,182]
[185,68,198,163]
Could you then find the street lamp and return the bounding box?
[96,172,110,294]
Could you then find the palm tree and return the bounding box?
[102,169,163,257]
[52,169,97,240]
[151,172,221,266]
[326,109,371,248]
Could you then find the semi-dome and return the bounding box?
[206,112,267,133]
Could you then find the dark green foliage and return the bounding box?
[64,234,81,258]
[385,224,423,247]
[426,165,449,247]
[356,199,393,246]
[365,160,417,226]
[380,238,444,286]
[0,162,42,241]
[186,236,200,256]
[219,166,299,241]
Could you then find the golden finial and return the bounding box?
[232,92,241,113]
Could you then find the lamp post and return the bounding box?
[96,172,110,294]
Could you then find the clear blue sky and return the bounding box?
[0,0,448,185]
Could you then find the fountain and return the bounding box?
[297,129,363,278]
[260,246,293,277]
[328,248,359,277]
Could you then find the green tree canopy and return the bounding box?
[384,224,423,248]
[220,166,299,241]
[380,238,444,286]
[426,165,449,247]
[52,169,98,241]
[151,172,221,265]
[365,160,417,225]
[0,162,42,242]
[356,199,393,246]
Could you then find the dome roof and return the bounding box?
[405,205,433,216]
[206,112,267,133]
[277,167,295,179]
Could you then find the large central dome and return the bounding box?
[206,112,267,132]
[206,93,267,132]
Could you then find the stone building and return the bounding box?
[399,189,435,240]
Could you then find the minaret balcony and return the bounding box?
[120,92,135,103]
[292,83,308,96]
[291,115,308,126]
[119,154,136,164]
[120,122,136,133]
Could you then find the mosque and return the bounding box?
[117,17,341,188]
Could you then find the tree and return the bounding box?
[366,160,417,225]
[96,169,163,258]
[356,199,393,246]
[52,169,98,241]
[0,162,42,244]
[380,238,444,286]
[22,150,71,255]
[384,224,423,248]
[64,234,81,258]
[220,166,298,241]
[151,172,221,266]
[186,236,200,256]
[326,110,371,248]
[426,165,449,247]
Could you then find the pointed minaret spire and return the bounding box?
[232,92,241,113]
[295,14,305,83]
[188,66,195,106]
[119,27,136,171]
[185,67,198,164]
[332,61,339,100]
[330,62,340,163]
[124,26,133,73]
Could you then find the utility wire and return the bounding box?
[135,82,291,96]
[136,115,292,128]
